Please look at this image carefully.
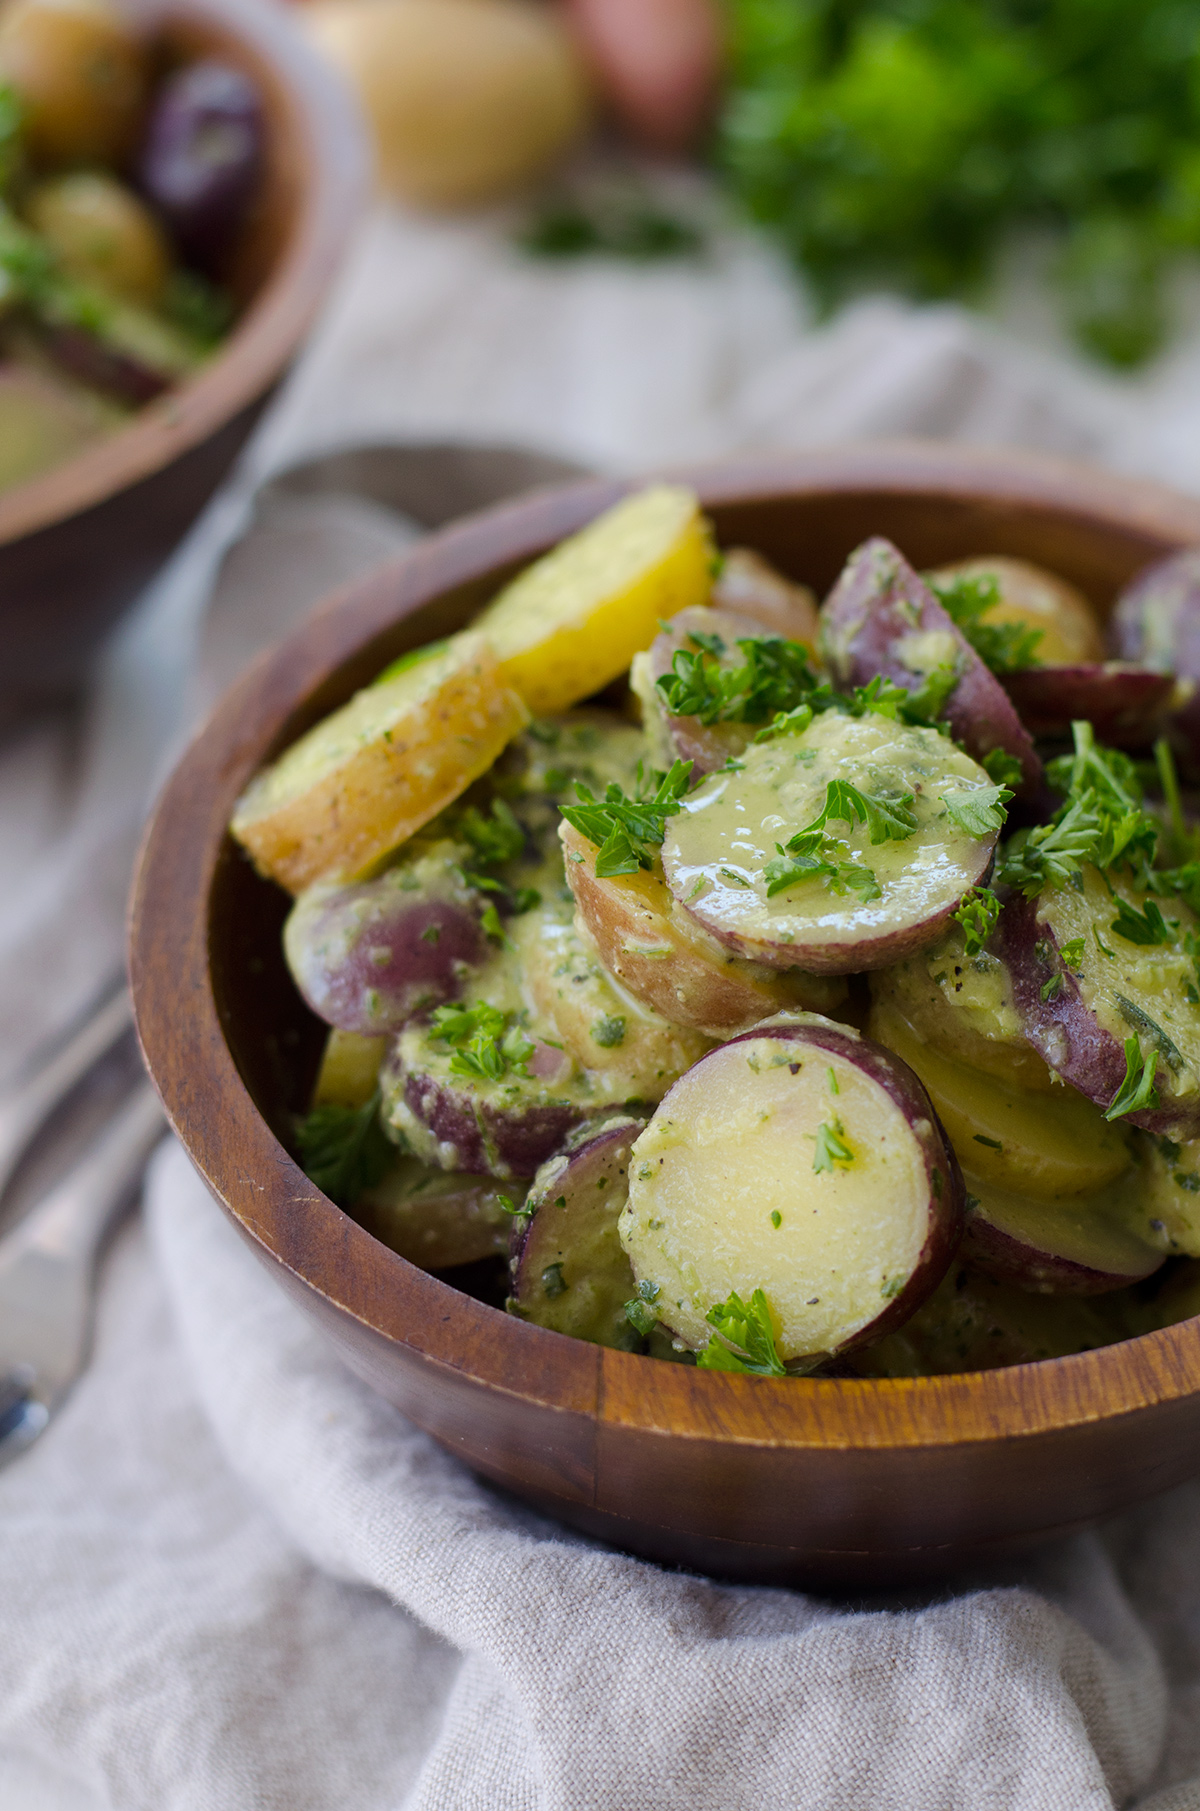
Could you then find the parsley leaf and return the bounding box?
[1111,897,1175,947]
[928,570,1043,675]
[1104,1038,1160,1121]
[656,631,819,725]
[1059,938,1086,972]
[953,886,1001,956]
[560,759,693,878]
[294,1091,393,1208]
[791,778,918,851]
[696,1288,787,1376]
[940,784,1012,839]
[997,794,1105,897]
[812,1117,855,1173]
[982,748,1025,790]
[459,798,526,867]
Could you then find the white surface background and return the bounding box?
[6,188,1200,1808]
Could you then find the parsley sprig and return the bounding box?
[656,630,818,725]
[953,886,1002,956]
[940,784,1012,839]
[928,570,1043,675]
[294,1091,394,1208]
[764,778,916,902]
[998,722,1160,897]
[696,1288,788,1376]
[812,1118,854,1173]
[429,1002,537,1081]
[560,759,693,878]
[1104,1038,1160,1122]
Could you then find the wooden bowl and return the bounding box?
[130,441,1200,1590]
[0,0,364,705]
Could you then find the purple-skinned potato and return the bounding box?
[284,850,486,1034]
[820,537,1041,793]
[1111,549,1200,779]
[508,1115,646,1347]
[1001,663,1175,747]
[138,60,264,271]
[639,604,768,777]
[619,1013,964,1360]
[357,1156,514,1268]
[959,1175,1164,1295]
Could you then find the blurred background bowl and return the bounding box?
[0,0,364,706]
[130,443,1200,1591]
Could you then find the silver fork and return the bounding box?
[0,990,165,1467]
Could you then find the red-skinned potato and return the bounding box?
[995,871,1200,1138]
[641,604,776,777]
[357,1156,513,1268]
[662,710,998,974]
[712,548,820,646]
[618,1013,964,1361]
[508,1114,645,1347]
[960,1175,1164,1295]
[927,556,1104,667]
[563,0,722,152]
[820,537,1041,793]
[560,819,846,1035]
[1001,663,1175,747]
[283,848,486,1035]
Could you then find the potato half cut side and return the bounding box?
[960,1174,1164,1295]
[618,1014,963,1362]
[473,483,712,716]
[927,556,1104,667]
[996,867,1200,1137]
[868,928,1057,1094]
[662,712,997,974]
[867,996,1132,1201]
[560,819,845,1037]
[231,632,528,892]
[820,537,1041,792]
[509,1115,645,1347]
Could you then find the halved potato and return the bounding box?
[357,1156,513,1268]
[473,484,712,715]
[960,1172,1164,1295]
[231,632,528,892]
[662,711,998,974]
[997,866,1200,1137]
[560,819,845,1035]
[869,927,1057,1094]
[868,996,1132,1201]
[927,556,1104,667]
[311,1028,387,1109]
[618,1013,963,1361]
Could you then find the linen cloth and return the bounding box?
[7,186,1200,1809]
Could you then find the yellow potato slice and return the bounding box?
[870,997,1131,1200]
[311,1030,387,1109]
[231,632,528,892]
[474,484,713,715]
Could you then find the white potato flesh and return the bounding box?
[618,1025,952,1360]
[661,712,996,973]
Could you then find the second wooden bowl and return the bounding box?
[0,0,363,704]
[130,441,1200,1589]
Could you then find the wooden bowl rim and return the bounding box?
[130,438,1200,1455]
[0,0,364,547]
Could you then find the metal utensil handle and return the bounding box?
[0,984,133,1201]
[0,1081,164,1276]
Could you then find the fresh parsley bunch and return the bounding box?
[719,0,1200,366]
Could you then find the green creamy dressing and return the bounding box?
[507,712,648,801]
[662,713,993,958]
[380,848,698,1166]
[1038,865,1200,1112]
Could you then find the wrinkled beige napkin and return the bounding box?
[5,194,1200,1811]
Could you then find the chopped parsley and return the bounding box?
[812,1117,855,1173]
[429,1002,536,1081]
[293,1091,393,1208]
[623,1277,661,1338]
[764,779,916,903]
[656,630,819,725]
[590,1014,626,1048]
[696,1288,788,1376]
[928,570,1043,675]
[1110,897,1175,947]
[940,784,1012,839]
[953,886,1001,957]
[1104,1038,1160,1121]
[1059,938,1086,972]
[560,759,693,878]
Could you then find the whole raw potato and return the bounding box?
[304,0,593,208]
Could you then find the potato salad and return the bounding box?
[229,484,1200,1378]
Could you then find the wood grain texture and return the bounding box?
[0,0,364,702]
[130,444,1200,1587]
